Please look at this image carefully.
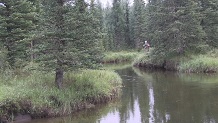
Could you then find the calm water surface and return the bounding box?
[24,67,218,123]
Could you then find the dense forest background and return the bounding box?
[0,0,217,87]
[102,0,218,57]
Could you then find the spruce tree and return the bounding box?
[200,0,218,48]
[38,0,103,88]
[123,0,132,49]
[102,2,114,51]
[111,0,126,50]
[146,0,205,60]
[131,0,146,50]
[102,0,131,51]
[67,0,103,68]
[0,0,38,67]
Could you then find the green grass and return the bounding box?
[132,52,151,66]
[132,49,164,67]
[102,51,138,63]
[133,49,218,73]
[0,69,122,120]
[178,55,218,73]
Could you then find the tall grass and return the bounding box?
[132,52,150,66]
[132,50,164,68]
[102,51,138,63]
[0,69,122,120]
[178,55,218,73]
[66,70,122,102]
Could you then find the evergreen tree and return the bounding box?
[131,0,146,50]
[111,0,126,50]
[90,0,104,51]
[102,2,114,51]
[38,0,103,88]
[103,0,131,51]
[146,0,205,60]
[92,0,104,31]
[67,0,103,68]
[123,0,132,49]
[0,0,38,67]
[200,0,218,48]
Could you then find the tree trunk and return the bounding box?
[55,66,63,89]
[30,40,35,62]
[55,0,65,89]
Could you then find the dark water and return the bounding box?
[23,67,218,123]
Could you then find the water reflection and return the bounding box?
[25,67,218,123]
[148,83,155,123]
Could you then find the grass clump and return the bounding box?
[67,70,122,102]
[102,51,138,63]
[0,69,122,122]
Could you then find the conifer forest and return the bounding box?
[0,0,218,122]
[0,0,218,86]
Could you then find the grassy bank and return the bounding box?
[133,50,218,73]
[179,55,218,73]
[102,51,138,63]
[0,69,122,122]
[132,51,165,69]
